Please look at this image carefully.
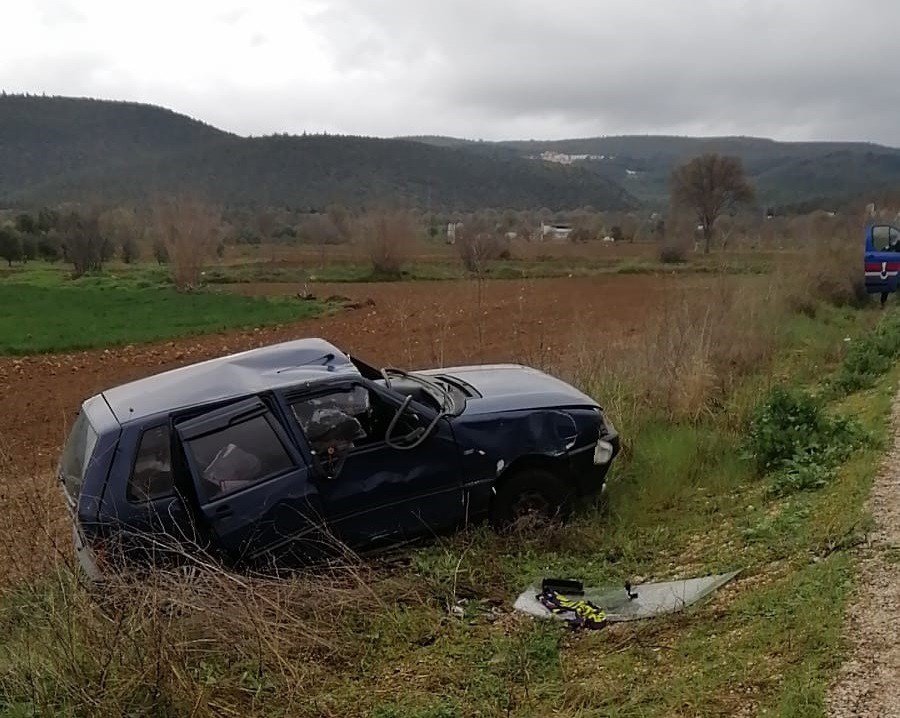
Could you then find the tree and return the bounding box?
[59,210,103,276]
[670,154,754,254]
[14,213,36,235]
[21,235,37,262]
[153,198,221,290]
[0,228,22,267]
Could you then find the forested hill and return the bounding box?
[0,95,636,211]
[409,134,900,208]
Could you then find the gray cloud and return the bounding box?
[3,0,900,145]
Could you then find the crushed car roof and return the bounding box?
[101,338,358,423]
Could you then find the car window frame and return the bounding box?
[178,400,301,505]
[126,422,176,504]
[281,379,437,467]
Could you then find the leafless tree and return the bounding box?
[456,219,505,273]
[355,209,417,277]
[670,153,754,254]
[152,198,221,290]
[99,207,139,263]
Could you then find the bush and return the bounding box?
[746,386,865,495]
[456,220,506,273]
[356,210,417,278]
[658,241,688,264]
[831,311,900,393]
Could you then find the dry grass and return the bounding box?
[776,236,868,316]
[571,276,782,426]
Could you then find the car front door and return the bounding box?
[285,381,465,550]
[865,224,900,296]
[175,397,326,565]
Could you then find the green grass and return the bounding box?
[0,266,328,354]
[0,269,893,715]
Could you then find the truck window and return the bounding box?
[127,425,174,503]
[872,225,900,251]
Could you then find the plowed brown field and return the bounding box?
[0,274,723,583]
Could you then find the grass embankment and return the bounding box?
[0,264,328,354]
[0,266,895,716]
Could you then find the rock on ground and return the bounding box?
[827,394,900,717]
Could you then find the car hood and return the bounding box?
[423,364,599,416]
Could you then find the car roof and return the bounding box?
[102,338,359,424]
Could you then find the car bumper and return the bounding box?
[73,523,102,580]
[570,433,620,495]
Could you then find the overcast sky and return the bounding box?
[3,0,899,144]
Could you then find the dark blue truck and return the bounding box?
[58,338,619,575]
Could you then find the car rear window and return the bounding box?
[59,411,100,501]
[127,425,174,503]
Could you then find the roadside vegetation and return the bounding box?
[0,230,894,716]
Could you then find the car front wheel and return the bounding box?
[491,467,574,529]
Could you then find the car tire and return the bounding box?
[491,467,574,529]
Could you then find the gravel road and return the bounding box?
[827,395,900,717]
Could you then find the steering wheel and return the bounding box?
[385,395,445,451]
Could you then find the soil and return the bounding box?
[0,274,716,582]
[827,395,900,717]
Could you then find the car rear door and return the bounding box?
[864,224,900,295]
[175,397,325,565]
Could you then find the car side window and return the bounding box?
[291,385,407,473]
[184,415,295,502]
[127,425,174,503]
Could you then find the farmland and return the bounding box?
[0,240,895,716]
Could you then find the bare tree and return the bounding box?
[99,207,139,263]
[670,153,754,254]
[355,209,417,278]
[456,219,505,273]
[152,198,221,290]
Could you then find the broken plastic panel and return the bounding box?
[514,571,740,623]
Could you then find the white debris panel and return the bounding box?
[513,571,740,623]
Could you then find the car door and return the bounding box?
[175,396,326,565]
[864,224,900,295]
[285,381,465,550]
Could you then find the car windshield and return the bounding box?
[349,356,465,415]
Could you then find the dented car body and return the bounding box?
[59,339,619,574]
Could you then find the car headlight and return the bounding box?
[594,440,615,465]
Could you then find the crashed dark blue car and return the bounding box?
[58,339,619,575]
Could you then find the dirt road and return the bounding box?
[827,395,900,717]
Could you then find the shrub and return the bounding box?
[152,198,221,290]
[355,210,417,278]
[831,311,900,393]
[658,241,688,264]
[456,220,506,273]
[746,386,865,495]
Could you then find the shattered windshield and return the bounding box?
[350,356,464,414]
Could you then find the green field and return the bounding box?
[0,265,328,354]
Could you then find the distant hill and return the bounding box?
[0,95,635,211]
[410,134,900,208]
